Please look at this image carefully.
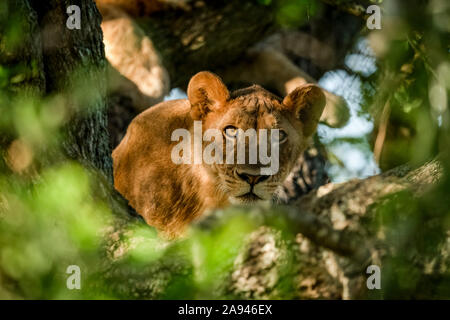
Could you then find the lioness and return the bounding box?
[113,71,325,237]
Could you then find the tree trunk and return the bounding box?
[28,0,113,180]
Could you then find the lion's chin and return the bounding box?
[229,192,270,205]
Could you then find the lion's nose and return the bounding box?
[236,172,270,185]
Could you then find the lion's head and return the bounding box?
[187,71,326,204]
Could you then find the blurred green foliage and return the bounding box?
[275,0,323,27]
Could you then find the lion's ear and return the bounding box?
[283,84,326,137]
[187,71,230,120]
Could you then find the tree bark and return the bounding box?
[29,0,113,180]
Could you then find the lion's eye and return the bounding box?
[224,126,238,138]
[273,130,288,143]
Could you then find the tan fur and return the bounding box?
[95,0,191,16]
[112,72,325,238]
[99,4,170,111]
